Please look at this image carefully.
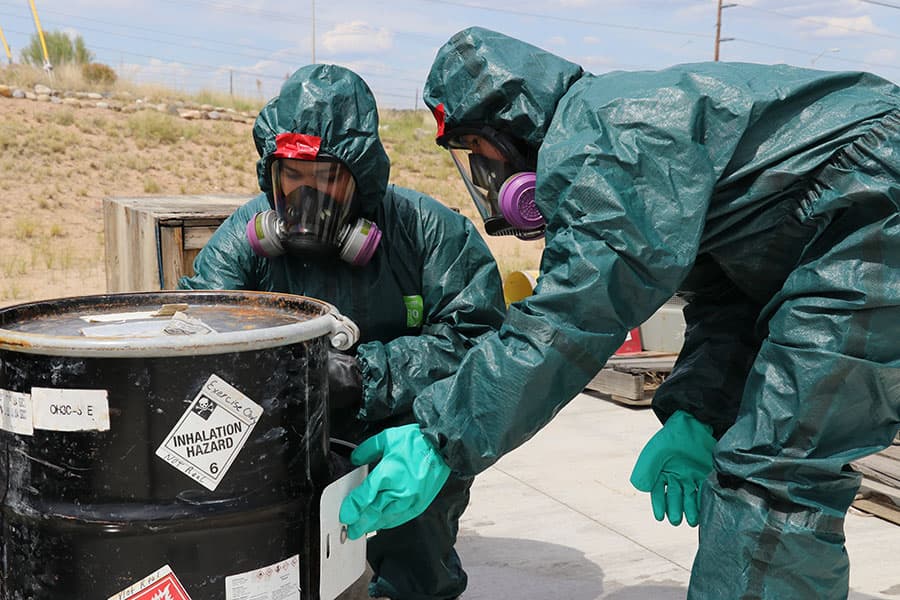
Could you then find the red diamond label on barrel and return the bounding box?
[108,565,192,600]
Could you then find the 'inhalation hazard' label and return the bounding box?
[155,374,262,491]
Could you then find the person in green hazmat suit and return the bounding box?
[338,27,900,599]
[179,63,506,600]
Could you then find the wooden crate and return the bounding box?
[852,440,900,525]
[103,195,252,292]
[585,352,678,407]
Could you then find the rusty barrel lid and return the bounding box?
[0,290,359,357]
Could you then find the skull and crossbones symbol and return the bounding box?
[192,395,216,419]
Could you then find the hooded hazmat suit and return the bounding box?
[414,27,900,599]
[180,63,506,600]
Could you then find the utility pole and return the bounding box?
[28,0,53,78]
[0,24,12,65]
[311,0,316,64]
[714,0,737,61]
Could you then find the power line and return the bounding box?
[0,0,447,61]
[859,0,900,9]
[735,4,900,42]
[156,0,313,26]
[3,1,897,104]
[0,8,428,86]
[0,25,280,80]
[0,0,719,90]
[1,25,422,103]
[152,0,448,44]
[0,4,287,57]
[408,0,713,39]
[732,37,900,73]
[0,11,276,64]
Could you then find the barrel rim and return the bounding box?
[0,290,341,357]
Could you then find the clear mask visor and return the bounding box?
[271,158,357,250]
[448,143,519,223]
[446,130,543,238]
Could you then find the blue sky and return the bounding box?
[1,0,899,108]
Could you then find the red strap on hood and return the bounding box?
[273,132,322,160]
[432,103,446,139]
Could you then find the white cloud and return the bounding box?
[579,55,625,72]
[805,15,883,38]
[322,21,393,55]
[774,1,844,12]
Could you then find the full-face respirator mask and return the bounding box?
[246,156,382,266]
[443,127,545,241]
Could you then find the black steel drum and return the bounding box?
[0,291,358,600]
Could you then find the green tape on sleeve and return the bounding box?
[403,295,424,328]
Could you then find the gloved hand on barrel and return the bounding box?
[629,410,716,527]
[339,423,451,539]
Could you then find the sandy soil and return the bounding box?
[0,97,260,308]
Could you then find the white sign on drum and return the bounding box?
[31,387,110,432]
[0,389,34,435]
[155,374,262,491]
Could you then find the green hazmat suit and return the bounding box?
[180,64,506,600]
[418,27,900,599]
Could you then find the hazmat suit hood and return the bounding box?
[422,26,583,154]
[253,64,390,219]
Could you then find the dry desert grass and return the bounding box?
[0,93,543,308]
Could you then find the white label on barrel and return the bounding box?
[31,387,110,432]
[107,564,193,600]
[0,389,34,435]
[225,555,300,600]
[155,374,262,491]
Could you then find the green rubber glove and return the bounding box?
[339,423,451,540]
[629,410,716,527]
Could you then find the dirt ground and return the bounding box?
[0,97,273,307]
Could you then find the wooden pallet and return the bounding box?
[585,352,678,407]
[852,440,900,525]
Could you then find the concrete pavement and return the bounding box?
[339,391,900,599]
[456,392,900,599]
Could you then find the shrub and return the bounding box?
[82,62,117,86]
[127,111,196,146]
[20,31,93,66]
[51,109,76,127]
